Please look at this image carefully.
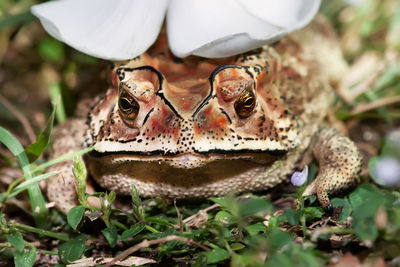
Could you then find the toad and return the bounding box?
[48,18,362,214]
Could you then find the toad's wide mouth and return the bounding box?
[88,149,287,169]
[86,153,287,192]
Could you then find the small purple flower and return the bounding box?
[291,165,308,186]
[371,156,400,187]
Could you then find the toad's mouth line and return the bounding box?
[88,148,288,158]
[87,149,288,169]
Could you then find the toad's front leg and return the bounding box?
[302,126,362,212]
[47,119,91,214]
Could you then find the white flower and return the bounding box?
[31,0,321,60]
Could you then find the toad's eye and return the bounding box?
[118,91,139,121]
[234,90,256,118]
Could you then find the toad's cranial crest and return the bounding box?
[88,57,295,160]
[47,17,362,214]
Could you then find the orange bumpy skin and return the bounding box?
[47,17,361,214]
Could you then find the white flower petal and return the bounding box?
[167,0,320,58]
[31,0,168,60]
[237,0,321,29]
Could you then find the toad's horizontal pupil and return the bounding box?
[119,98,131,110]
[244,98,254,107]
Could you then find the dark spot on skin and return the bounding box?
[172,57,183,64]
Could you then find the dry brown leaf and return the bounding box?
[67,256,156,267]
[329,252,360,267]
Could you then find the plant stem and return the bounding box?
[145,225,159,233]
[111,220,128,230]
[0,242,12,248]
[12,221,69,241]
[39,249,58,255]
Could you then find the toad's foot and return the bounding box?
[302,126,362,212]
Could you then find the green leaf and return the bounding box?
[291,247,321,267]
[38,38,65,62]
[209,196,234,210]
[67,206,85,230]
[305,195,317,205]
[9,171,58,199]
[245,222,267,236]
[145,217,175,227]
[239,198,273,218]
[0,127,47,228]
[32,147,94,173]
[304,207,324,221]
[6,230,24,252]
[143,228,176,240]
[0,11,34,30]
[331,198,352,222]
[48,83,67,123]
[266,253,294,267]
[102,225,118,248]
[352,201,381,242]
[14,247,36,267]
[373,62,400,90]
[72,156,87,206]
[214,210,235,225]
[349,184,378,209]
[58,234,87,264]
[24,105,56,162]
[354,218,378,242]
[230,243,245,251]
[203,247,230,264]
[285,209,301,226]
[121,223,145,241]
[266,228,294,253]
[350,185,383,242]
[268,216,279,228]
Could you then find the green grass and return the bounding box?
[0,0,400,266]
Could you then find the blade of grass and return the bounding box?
[25,104,56,162]
[11,221,69,241]
[32,147,94,173]
[0,127,47,228]
[0,11,34,30]
[9,171,59,199]
[49,83,66,123]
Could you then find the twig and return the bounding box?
[350,95,400,115]
[183,203,220,225]
[104,235,210,267]
[0,93,36,143]
[337,52,385,104]
[310,227,354,242]
[174,200,184,234]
